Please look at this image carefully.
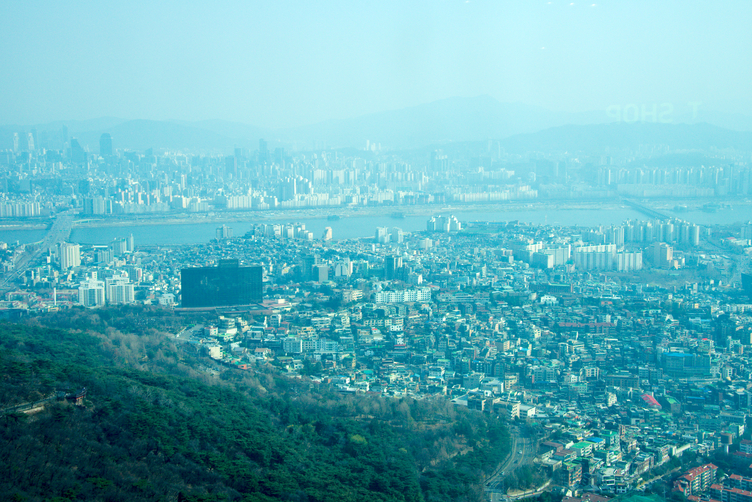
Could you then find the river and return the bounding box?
[2,201,748,247]
[66,206,643,246]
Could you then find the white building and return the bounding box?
[316,338,339,354]
[158,293,175,306]
[615,251,643,272]
[542,245,571,266]
[574,244,617,270]
[407,272,423,285]
[333,259,353,278]
[540,294,558,306]
[375,226,390,244]
[58,242,81,270]
[374,287,432,303]
[390,227,404,243]
[106,274,135,305]
[495,399,520,419]
[426,215,461,232]
[283,337,303,353]
[79,277,106,307]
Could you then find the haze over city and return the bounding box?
[2,0,751,129]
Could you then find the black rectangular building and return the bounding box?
[181,259,262,308]
[743,273,752,297]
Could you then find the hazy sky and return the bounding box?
[2,0,751,128]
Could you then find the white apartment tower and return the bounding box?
[106,274,135,305]
[58,242,81,270]
[78,276,106,307]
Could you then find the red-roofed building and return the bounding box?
[728,475,752,492]
[641,394,662,409]
[711,483,752,502]
[674,464,718,497]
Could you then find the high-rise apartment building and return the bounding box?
[375,227,389,243]
[106,274,134,305]
[385,255,402,280]
[79,276,106,307]
[58,242,81,270]
[70,138,86,164]
[651,242,674,268]
[112,238,128,256]
[99,133,113,156]
[216,225,233,239]
[312,264,329,283]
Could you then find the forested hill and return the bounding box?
[0,308,510,502]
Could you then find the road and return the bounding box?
[634,466,680,491]
[0,210,75,293]
[486,425,538,502]
[175,324,205,341]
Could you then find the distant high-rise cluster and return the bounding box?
[500,215,706,273]
[426,215,461,232]
[216,224,233,240]
[99,133,113,156]
[70,138,86,164]
[110,235,134,256]
[374,227,404,244]
[583,219,700,247]
[595,164,752,197]
[249,222,317,241]
[0,200,41,217]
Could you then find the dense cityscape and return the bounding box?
[2,130,752,502]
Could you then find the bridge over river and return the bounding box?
[621,199,671,221]
[0,209,75,293]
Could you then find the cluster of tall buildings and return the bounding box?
[375,227,404,244]
[64,234,139,307]
[0,200,42,217]
[78,272,134,307]
[595,164,752,196]
[426,215,462,232]
[583,219,701,247]
[249,222,318,241]
[572,245,644,272]
[216,225,233,240]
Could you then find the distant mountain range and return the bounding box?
[2,95,752,153]
[279,95,608,149]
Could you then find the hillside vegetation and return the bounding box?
[0,307,509,502]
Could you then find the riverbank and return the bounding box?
[0,223,48,231]
[66,200,631,230]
